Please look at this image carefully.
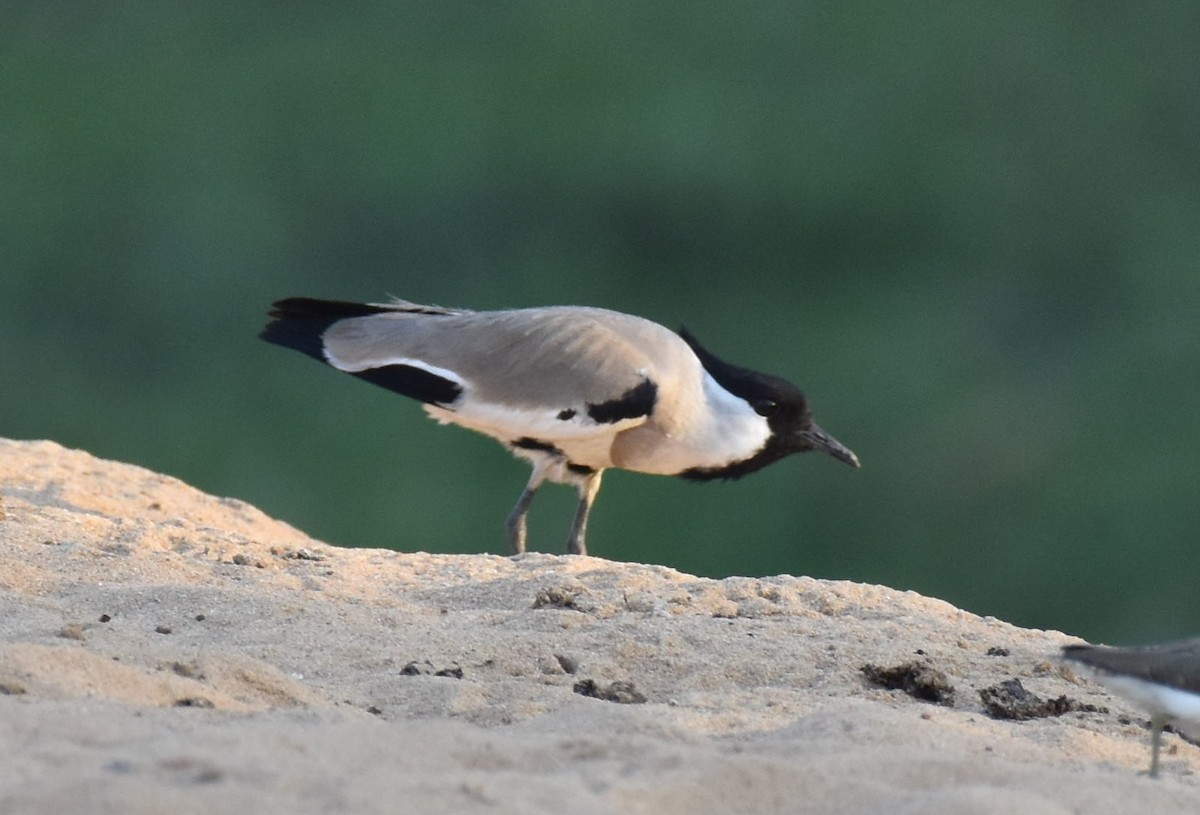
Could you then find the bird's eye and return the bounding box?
[753,399,778,417]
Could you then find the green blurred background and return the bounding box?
[4,3,1198,645]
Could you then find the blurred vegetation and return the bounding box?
[4,3,1198,644]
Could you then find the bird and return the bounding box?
[1062,638,1200,777]
[260,296,860,556]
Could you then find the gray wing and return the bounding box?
[320,305,686,439]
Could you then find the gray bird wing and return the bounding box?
[321,305,682,442]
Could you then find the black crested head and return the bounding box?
[678,327,860,481]
[679,327,810,434]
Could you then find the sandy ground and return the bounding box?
[1,437,1198,814]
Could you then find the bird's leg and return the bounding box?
[506,465,547,555]
[1148,712,1168,778]
[564,470,604,556]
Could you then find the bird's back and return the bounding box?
[319,303,695,412]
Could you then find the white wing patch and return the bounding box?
[424,393,647,471]
[323,350,464,388]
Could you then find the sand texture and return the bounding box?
[1,438,1198,814]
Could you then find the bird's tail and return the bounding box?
[259,298,394,362]
[259,296,466,405]
[260,297,465,362]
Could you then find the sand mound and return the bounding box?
[1,438,1196,813]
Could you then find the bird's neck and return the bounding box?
[611,372,771,476]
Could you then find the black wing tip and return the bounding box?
[267,297,394,321]
[261,296,465,406]
[259,315,328,362]
[260,297,388,361]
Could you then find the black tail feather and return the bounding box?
[259,297,394,362]
[261,297,464,405]
[266,297,395,322]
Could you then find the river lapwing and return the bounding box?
[261,296,859,556]
[1063,638,1200,777]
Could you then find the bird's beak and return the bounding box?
[797,423,860,468]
